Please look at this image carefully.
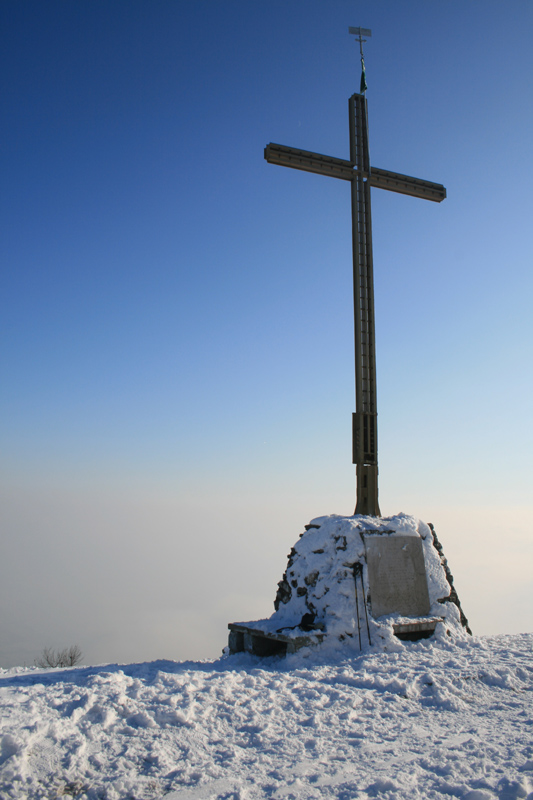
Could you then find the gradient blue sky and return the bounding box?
[1,1,532,667]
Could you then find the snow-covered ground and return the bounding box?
[1,633,532,800]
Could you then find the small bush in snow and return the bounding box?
[35,645,83,668]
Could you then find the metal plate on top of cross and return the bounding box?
[363,533,430,618]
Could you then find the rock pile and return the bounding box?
[267,513,470,647]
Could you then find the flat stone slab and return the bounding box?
[364,534,431,618]
[228,623,325,657]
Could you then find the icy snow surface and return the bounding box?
[1,634,532,799]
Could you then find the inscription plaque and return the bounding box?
[363,535,430,618]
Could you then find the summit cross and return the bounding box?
[265,27,446,517]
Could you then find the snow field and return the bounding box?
[1,633,532,799]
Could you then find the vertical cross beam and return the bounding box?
[264,93,445,517]
[349,93,380,516]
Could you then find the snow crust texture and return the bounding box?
[1,634,533,799]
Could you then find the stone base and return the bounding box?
[228,623,325,657]
[227,514,470,659]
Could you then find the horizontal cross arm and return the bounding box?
[369,167,446,202]
[265,142,446,202]
[265,143,354,181]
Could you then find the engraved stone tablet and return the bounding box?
[364,535,430,618]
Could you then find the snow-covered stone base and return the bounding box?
[230,513,471,656]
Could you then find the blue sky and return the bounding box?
[1,1,532,667]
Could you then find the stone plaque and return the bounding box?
[364,535,430,618]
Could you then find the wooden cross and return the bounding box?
[265,92,446,516]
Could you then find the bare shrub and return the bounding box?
[35,645,83,669]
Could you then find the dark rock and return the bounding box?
[304,571,319,587]
[429,523,472,635]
